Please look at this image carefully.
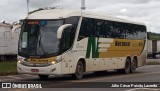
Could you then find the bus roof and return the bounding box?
[27,9,145,25]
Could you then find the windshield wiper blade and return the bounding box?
[37,30,46,55]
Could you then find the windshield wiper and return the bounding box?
[37,30,45,55]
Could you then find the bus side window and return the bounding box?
[60,27,72,53]
[78,18,92,41]
[65,16,79,42]
[125,24,146,40]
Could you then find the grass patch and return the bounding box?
[0,61,18,76]
[147,61,160,65]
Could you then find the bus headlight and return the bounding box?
[51,61,56,64]
[51,58,63,65]
[18,60,22,64]
[17,58,23,64]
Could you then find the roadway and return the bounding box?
[147,59,160,63]
[0,64,160,91]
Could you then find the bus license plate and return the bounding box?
[31,69,39,73]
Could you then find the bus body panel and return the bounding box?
[72,37,146,72]
[137,39,147,67]
[61,51,71,74]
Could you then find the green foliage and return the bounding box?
[148,32,160,40]
[0,61,17,76]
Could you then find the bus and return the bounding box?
[17,9,147,80]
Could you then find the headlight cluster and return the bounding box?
[17,58,23,64]
[51,61,56,64]
[51,58,63,65]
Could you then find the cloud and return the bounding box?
[90,0,160,33]
[0,0,160,33]
[120,9,127,14]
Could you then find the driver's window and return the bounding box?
[60,27,72,53]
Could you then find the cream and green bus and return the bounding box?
[17,9,147,79]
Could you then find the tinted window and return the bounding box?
[78,18,92,40]
[60,27,72,53]
[125,24,146,39]
[78,18,125,40]
[78,17,146,40]
[59,16,80,54]
[65,16,80,46]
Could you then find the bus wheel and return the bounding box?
[117,58,131,74]
[73,61,84,80]
[130,58,137,73]
[38,75,49,79]
[124,58,131,74]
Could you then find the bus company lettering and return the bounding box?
[115,41,130,46]
[30,59,48,63]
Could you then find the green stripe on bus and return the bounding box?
[86,37,99,58]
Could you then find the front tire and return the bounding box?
[73,61,84,80]
[38,75,49,79]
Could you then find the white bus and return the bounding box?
[17,9,147,79]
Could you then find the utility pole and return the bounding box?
[81,0,86,10]
[27,0,29,14]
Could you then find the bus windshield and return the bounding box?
[19,20,63,57]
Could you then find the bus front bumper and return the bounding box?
[17,62,61,75]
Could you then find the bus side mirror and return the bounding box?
[57,24,72,39]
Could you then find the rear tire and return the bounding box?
[38,75,49,79]
[73,61,84,80]
[117,58,131,74]
[130,58,137,73]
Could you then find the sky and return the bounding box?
[0,0,160,33]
